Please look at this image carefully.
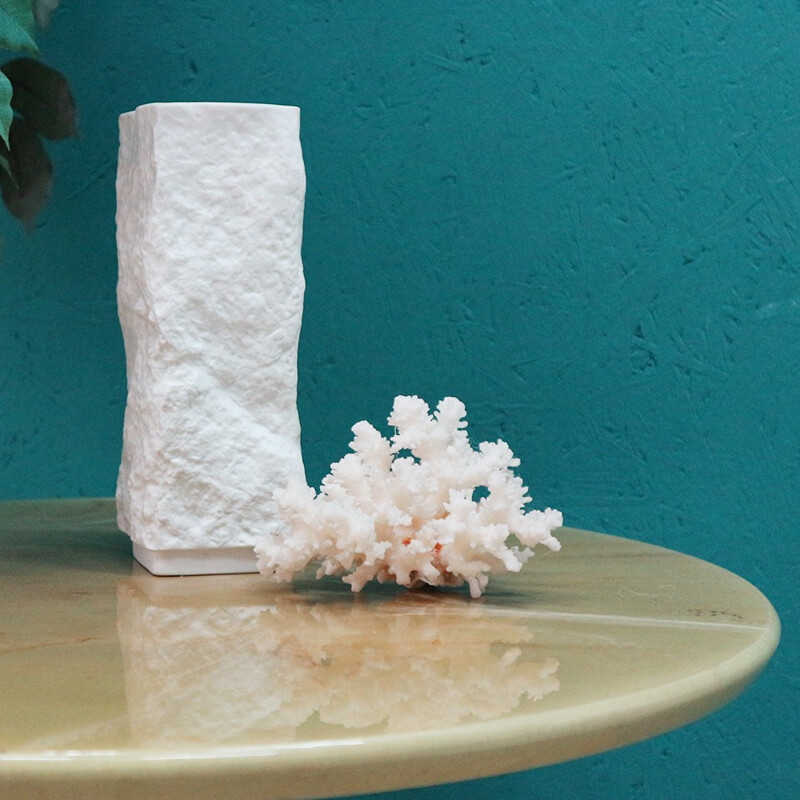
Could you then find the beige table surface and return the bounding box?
[0,499,780,800]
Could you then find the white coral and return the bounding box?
[255,396,562,598]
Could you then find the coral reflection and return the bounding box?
[117,572,558,745]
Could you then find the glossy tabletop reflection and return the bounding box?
[0,500,779,800]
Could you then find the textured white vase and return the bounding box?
[115,102,306,575]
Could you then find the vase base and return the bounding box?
[132,543,259,576]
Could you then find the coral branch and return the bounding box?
[255,396,562,597]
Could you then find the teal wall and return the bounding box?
[1,1,796,797]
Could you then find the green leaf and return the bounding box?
[0,116,52,229]
[2,0,34,34]
[0,150,11,179]
[2,57,76,139]
[0,68,12,148]
[0,0,37,53]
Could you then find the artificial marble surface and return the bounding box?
[0,499,779,800]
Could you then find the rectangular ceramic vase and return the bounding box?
[115,102,306,575]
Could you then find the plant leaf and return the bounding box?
[0,150,12,180]
[0,1,38,52]
[0,116,52,229]
[0,69,12,148]
[2,57,76,139]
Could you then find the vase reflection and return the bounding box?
[116,568,559,746]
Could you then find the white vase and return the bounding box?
[115,102,306,575]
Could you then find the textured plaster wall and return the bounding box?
[0,1,796,797]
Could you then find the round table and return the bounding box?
[0,499,779,800]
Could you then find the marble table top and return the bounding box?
[0,499,779,800]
